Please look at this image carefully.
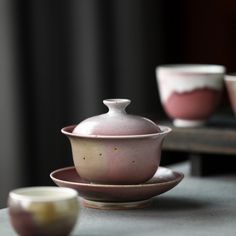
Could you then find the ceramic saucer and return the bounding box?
[50,166,184,210]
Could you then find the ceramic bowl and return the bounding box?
[62,99,171,185]
[8,186,79,236]
[156,64,225,127]
[62,125,171,185]
[224,74,236,116]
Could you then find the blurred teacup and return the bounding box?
[156,64,225,127]
[8,186,79,236]
[224,74,236,116]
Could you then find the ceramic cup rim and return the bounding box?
[61,125,172,139]
[224,73,236,81]
[9,186,78,203]
[156,64,225,74]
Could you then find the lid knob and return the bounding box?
[72,98,161,136]
[103,99,131,114]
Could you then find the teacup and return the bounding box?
[8,186,79,236]
[224,74,236,116]
[156,64,225,127]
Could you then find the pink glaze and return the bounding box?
[62,125,171,184]
[8,187,79,236]
[66,126,167,184]
[50,166,184,205]
[62,99,170,184]
[225,75,236,115]
[73,99,161,136]
[164,88,221,120]
[156,64,225,126]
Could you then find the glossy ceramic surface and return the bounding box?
[73,99,161,136]
[50,166,184,209]
[224,74,236,116]
[62,125,171,184]
[156,64,225,127]
[8,187,79,236]
[62,99,171,184]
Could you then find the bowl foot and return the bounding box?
[173,119,206,127]
[81,198,152,210]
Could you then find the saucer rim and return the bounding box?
[50,166,184,188]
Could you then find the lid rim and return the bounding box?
[62,125,171,139]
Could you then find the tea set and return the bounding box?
[51,98,183,209]
[9,63,234,235]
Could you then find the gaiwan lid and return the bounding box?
[73,99,161,136]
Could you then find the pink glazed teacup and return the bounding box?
[224,74,236,116]
[62,99,171,185]
[156,64,225,127]
[8,187,79,236]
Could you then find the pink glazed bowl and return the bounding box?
[62,99,171,185]
[156,64,225,127]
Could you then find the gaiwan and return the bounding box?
[61,99,171,185]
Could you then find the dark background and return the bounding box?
[1,0,236,207]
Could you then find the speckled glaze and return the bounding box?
[224,74,236,116]
[156,65,225,127]
[62,125,170,184]
[8,187,79,236]
[50,166,184,209]
[62,99,171,184]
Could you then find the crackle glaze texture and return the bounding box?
[156,65,225,127]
